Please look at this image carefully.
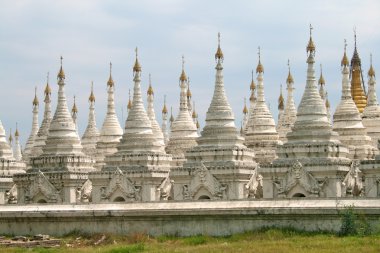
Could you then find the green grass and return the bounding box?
[1,229,380,253]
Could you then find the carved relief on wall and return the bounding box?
[157,176,173,200]
[342,160,363,197]
[244,167,263,199]
[184,163,227,200]
[76,179,92,203]
[25,170,61,203]
[5,184,17,204]
[100,168,141,202]
[276,160,322,198]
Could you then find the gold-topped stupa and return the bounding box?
[350,32,367,113]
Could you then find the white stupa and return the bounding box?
[277,61,297,143]
[173,34,256,201]
[95,63,123,169]
[23,87,39,162]
[362,55,380,148]
[29,77,52,158]
[166,56,199,166]
[146,74,165,148]
[82,82,100,159]
[333,41,376,160]
[244,48,281,165]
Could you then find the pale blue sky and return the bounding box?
[1,0,380,145]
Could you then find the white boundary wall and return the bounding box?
[0,199,379,236]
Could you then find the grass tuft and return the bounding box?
[183,235,208,245]
[107,243,145,253]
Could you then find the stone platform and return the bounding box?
[0,199,379,236]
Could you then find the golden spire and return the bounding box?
[286,59,294,83]
[180,55,187,82]
[33,86,39,106]
[133,47,142,73]
[127,89,132,110]
[192,101,197,119]
[196,119,200,129]
[147,73,154,95]
[243,97,248,114]
[306,24,316,54]
[350,28,367,113]
[44,72,51,96]
[15,123,19,137]
[368,53,376,77]
[107,62,114,87]
[278,84,284,110]
[240,121,243,135]
[89,81,95,103]
[8,128,13,144]
[169,106,174,122]
[162,95,168,114]
[256,46,264,73]
[215,32,224,61]
[187,77,192,98]
[318,64,325,85]
[250,70,256,90]
[72,96,78,114]
[341,39,349,67]
[57,56,65,79]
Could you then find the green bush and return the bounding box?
[339,205,371,236]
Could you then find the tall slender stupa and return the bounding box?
[362,55,380,147]
[332,41,376,160]
[166,56,199,166]
[243,71,257,135]
[277,61,297,142]
[171,34,257,200]
[29,75,52,158]
[146,74,165,149]
[244,48,281,165]
[81,82,100,158]
[23,88,39,162]
[95,63,123,169]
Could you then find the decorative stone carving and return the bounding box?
[76,179,92,203]
[5,184,17,204]
[188,163,227,200]
[157,176,173,200]
[277,160,321,197]
[26,170,61,203]
[244,168,263,199]
[101,168,141,202]
[342,160,363,197]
